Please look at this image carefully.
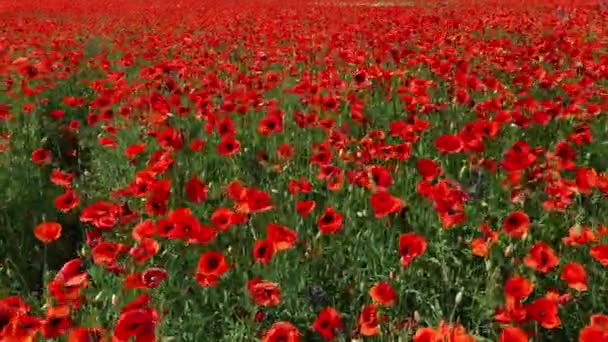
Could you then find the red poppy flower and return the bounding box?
[54,190,80,212]
[579,324,608,342]
[399,233,427,267]
[413,327,438,342]
[563,226,596,246]
[67,327,106,342]
[369,281,397,306]
[34,221,62,244]
[277,144,295,160]
[124,143,146,159]
[296,200,316,217]
[524,242,559,273]
[526,297,561,329]
[166,207,200,240]
[190,139,206,152]
[370,191,405,218]
[4,314,42,340]
[80,201,121,230]
[258,116,282,136]
[210,207,234,232]
[184,175,208,204]
[41,305,72,339]
[504,275,534,303]
[195,251,228,287]
[253,239,275,264]
[499,326,528,342]
[267,223,297,251]
[132,220,156,242]
[502,211,530,239]
[560,262,588,292]
[500,141,537,172]
[317,207,344,234]
[261,321,301,342]
[417,159,441,181]
[435,134,463,154]
[48,259,88,304]
[247,278,281,307]
[591,314,608,329]
[189,224,217,245]
[129,238,160,264]
[32,147,52,164]
[311,307,343,341]
[92,241,128,267]
[358,304,380,337]
[243,188,273,214]
[113,308,157,342]
[216,136,240,156]
[369,165,393,190]
[591,245,608,267]
[50,169,74,188]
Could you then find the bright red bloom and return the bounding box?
[560,262,588,292]
[48,259,88,305]
[41,305,72,339]
[80,201,121,230]
[296,200,316,217]
[399,233,427,267]
[317,207,343,234]
[195,251,228,287]
[267,223,297,251]
[435,134,463,154]
[524,242,559,273]
[358,304,380,337]
[253,239,275,264]
[217,136,240,156]
[417,159,441,181]
[184,175,208,204]
[113,308,157,342]
[54,190,80,212]
[32,147,52,164]
[210,207,235,232]
[370,191,405,218]
[504,275,534,302]
[262,321,301,342]
[50,169,74,188]
[526,297,561,329]
[591,245,608,267]
[34,221,62,244]
[311,307,343,341]
[369,281,397,306]
[499,326,529,342]
[67,327,106,342]
[247,278,281,307]
[502,211,530,239]
[500,140,537,172]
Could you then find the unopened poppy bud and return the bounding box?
[455,288,464,305]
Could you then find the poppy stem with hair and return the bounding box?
[42,244,48,292]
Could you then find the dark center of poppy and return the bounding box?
[0,312,11,329]
[321,214,334,224]
[539,251,549,265]
[49,317,63,327]
[206,257,219,269]
[257,244,268,257]
[506,216,520,226]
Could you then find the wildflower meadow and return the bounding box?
[1,0,608,341]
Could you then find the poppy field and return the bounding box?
[1,0,608,340]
